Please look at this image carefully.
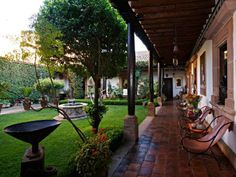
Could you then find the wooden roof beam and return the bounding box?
[133,1,215,14]
[129,0,214,8]
[110,0,160,59]
[142,9,212,20]
[140,15,210,25]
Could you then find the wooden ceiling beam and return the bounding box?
[157,44,194,47]
[142,22,206,29]
[133,1,215,14]
[147,28,202,35]
[145,31,200,37]
[145,27,203,33]
[129,0,214,8]
[142,9,211,20]
[140,15,209,25]
[151,39,197,44]
[111,0,215,64]
[110,0,160,59]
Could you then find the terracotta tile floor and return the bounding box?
[112,101,236,177]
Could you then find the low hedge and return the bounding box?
[59,98,159,106]
[105,128,123,152]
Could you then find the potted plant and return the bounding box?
[72,129,111,177]
[35,78,64,107]
[185,94,201,109]
[21,87,33,110]
[85,102,108,133]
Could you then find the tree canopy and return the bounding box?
[35,0,128,132]
[36,0,127,78]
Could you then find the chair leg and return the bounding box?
[188,153,199,166]
[209,149,221,169]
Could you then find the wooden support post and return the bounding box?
[148,50,155,116]
[157,65,163,106]
[149,50,154,103]
[124,23,138,142]
[127,23,135,116]
[159,65,162,96]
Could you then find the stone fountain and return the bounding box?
[58,99,87,119]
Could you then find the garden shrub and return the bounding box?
[34,78,64,100]
[105,128,123,152]
[59,99,146,105]
[85,102,108,131]
[138,77,149,98]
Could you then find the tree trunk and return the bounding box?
[92,38,102,134]
[34,53,43,97]
[46,63,56,103]
[93,76,100,133]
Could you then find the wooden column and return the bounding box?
[157,64,163,106]
[149,50,154,102]
[148,50,155,116]
[158,63,161,96]
[124,23,138,142]
[127,23,136,116]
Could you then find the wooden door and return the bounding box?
[163,78,173,100]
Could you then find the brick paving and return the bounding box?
[112,101,236,177]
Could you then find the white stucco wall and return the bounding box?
[197,40,213,108]
[195,40,215,129]
[196,11,236,155]
[107,77,120,88]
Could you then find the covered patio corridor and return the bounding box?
[112,102,236,177]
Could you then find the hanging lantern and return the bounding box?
[173,42,179,54]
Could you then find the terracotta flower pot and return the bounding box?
[0,103,3,113]
[40,97,48,108]
[23,98,31,110]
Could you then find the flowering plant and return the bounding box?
[185,94,201,108]
[73,129,111,177]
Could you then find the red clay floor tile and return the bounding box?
[111,101,236,177]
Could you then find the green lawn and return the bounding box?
[0,105,147,177]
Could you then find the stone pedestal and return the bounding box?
[148,102,155,117]
[157,97,162,106]
[124,115,138,142]
[21,146,45,177]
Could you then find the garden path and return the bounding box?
[0,104,41,115]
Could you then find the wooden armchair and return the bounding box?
[181,115,233,166]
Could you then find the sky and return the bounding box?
[0,0,147,54]
[0,0,43,35]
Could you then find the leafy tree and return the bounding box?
[20,30,43,96]
[36,0,127,132]
[32,16,65,101]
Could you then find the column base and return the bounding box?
[124,115,138,142]
[157,97,162,106]
[148,102,155,117]
[21,146,45,177]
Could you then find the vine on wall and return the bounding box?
[0,57,48,102]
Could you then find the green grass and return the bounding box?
[0,105,147,177]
